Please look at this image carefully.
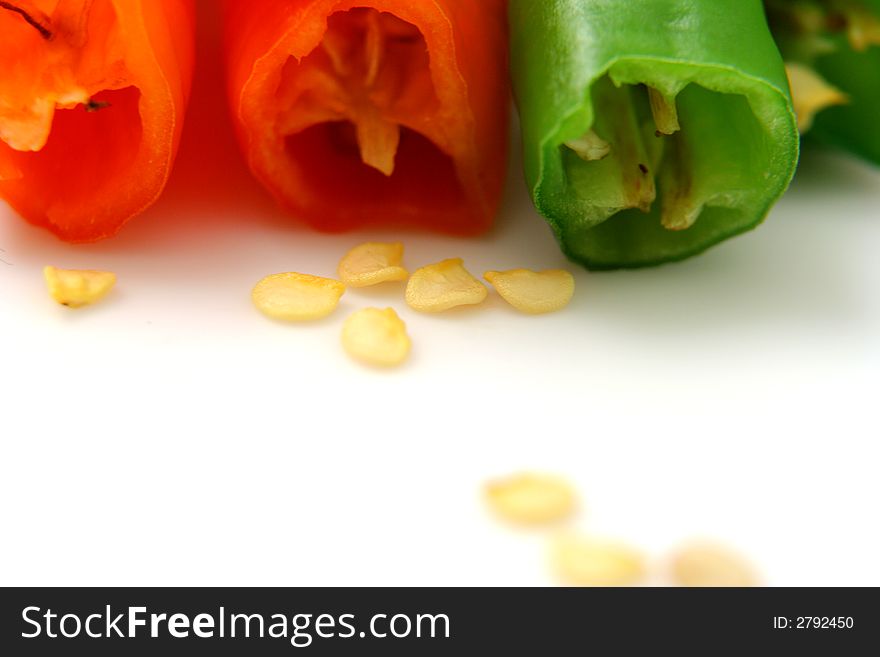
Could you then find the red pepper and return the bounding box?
[222,0,509,234]
[0,0,196,241]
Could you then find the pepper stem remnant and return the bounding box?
[565,80,705,231]
[648,87,680,136]
[660,135,701,231]
[355,110,401,176]
[0,0,53,40]
[317,8,408,176]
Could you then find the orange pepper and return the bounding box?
[0,0,196,241]
[222,0,509,235]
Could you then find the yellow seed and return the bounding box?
[484,269,575,315]
[671,543,759,587]
[341,307,411,367]
[785,62,848,133]
[44,266,116,308]
[252,272,345,321]
[405,258,487,313]
[337,242,408,287]
[485,473,577,525]
[551,534,646,587]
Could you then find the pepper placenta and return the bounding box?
[766,0,880,164]
[0,0,196,241]
[222,0,509,234]
[509,0,800,270]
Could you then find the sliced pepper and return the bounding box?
[0,0,196,241]
[767,0,880,164]
[509,0,800,270]
[222,0,509,234]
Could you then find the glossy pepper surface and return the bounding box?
[509,0,800,270]
[0,0,196,241]
[767,0,880,164]
[222,0,509,235]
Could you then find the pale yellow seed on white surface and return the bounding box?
[485,474,577,525]
[551,534,646,587]
[341,307,411,367]
[44,266,116,308]
[405,258,487,313]
[337,242,408,287]
[252,272,345,321]
[785,62,848,133]
[671,543,759,587]
[484,269,575,315]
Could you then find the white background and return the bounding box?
[1,13,878,585]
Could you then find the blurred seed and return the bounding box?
[338,242,408,288]
[484,269,575,315]
[405,258,487,313]
[551,534,646,587]
[341,307,411,367]
[486,473,576,525]
[44,266,116,308]
[785,62,848,133]
[841,4,880,51]
[671,542,759,587]
[252,272,345,321]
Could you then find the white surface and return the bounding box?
[1,112,879,586]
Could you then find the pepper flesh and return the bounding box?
[0,0,196,241]
[767,0,880,164]
[222,0,509,234]
[509,0,799,270]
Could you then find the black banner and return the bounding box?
[0,588,874,654]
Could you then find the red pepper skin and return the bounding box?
[222,0,509,235]
[0,0,196,242]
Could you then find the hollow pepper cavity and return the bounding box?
[509,0,800,270]
[222,0,509,235]
[0,0,196,241]
[767,0,880,164]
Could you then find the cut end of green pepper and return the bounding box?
[550,64,797,269]
[510,0,800,270]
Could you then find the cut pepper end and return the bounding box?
[1,0,196,241]
[236,3,500,234]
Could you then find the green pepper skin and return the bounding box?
[510,0,800,270]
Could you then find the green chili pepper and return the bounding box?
[766,0,880,164]
[509,0,800,270]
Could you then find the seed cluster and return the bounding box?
[245,242,575,368]
[42,242,575,369]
